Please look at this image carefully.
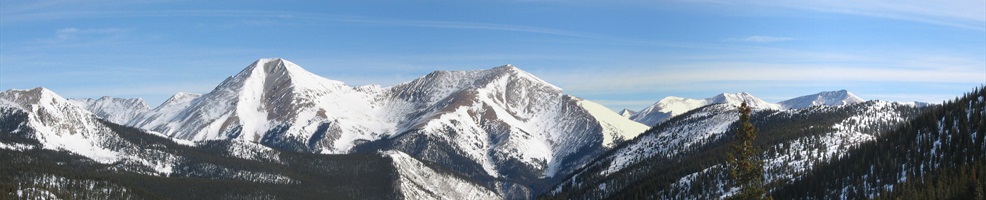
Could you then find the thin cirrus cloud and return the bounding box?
[726,35,795,43]
[1,9,599,39]
[728,36,796,43]
[736,0,986,31]
[43,27,126,43]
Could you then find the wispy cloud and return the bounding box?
[736,0,986,31]
[44,27,125,43]
[2,9,598,39]
[333,17,596,38]
[729,36,795,43]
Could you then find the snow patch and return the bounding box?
[577,99,648,147]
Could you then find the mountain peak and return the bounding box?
[222,58,347,92]
[619,108,637,118]
[488,64,523,75]
[21,87,56,97]
[485,64,561,91]
[0,87,63,107]
[778,90,865,109]
[135,58,365,144]
[240,58,305,77]
[496,64,516,69]
[630,96,708,126]
[707,92,778,110]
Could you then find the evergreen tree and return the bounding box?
[727,101,771,200]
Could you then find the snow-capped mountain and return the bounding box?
[0,87,183,175]
[630,92,778,126]
[385,150,502,199]
[618,109,636,118]
[630,96,707,126]
[128,58,398,153]
[778,90,865,110]
[344,64,645,198]
[1,87,125,163]
[708,92,780,110]
[68,96,150,125]
[125,58,647,198]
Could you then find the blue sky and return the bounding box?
[2,0,984,111]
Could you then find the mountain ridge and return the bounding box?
[68,96,150,125]
[778,89,865,109]
[630,92,778,126]
[629,90,873,126]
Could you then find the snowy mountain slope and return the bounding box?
[603,104,741,177]
[770,87,985,199]
[0,87,181,175]
[1,88,126,163]
[385,150,502,200]
[578,99,649,148]
[614,88,978,199]
[778,90,865,110]
[630,96,707,126]
[630,92,778,126]
[643,100,923,199]
[127,92,201,138]
[68,96,150,125]
[546,99,926,199]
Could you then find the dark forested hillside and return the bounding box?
[773,86,986,199]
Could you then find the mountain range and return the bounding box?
[627,90,868,126]
[1,58,980,200]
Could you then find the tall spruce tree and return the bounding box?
[727,100,771,200]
